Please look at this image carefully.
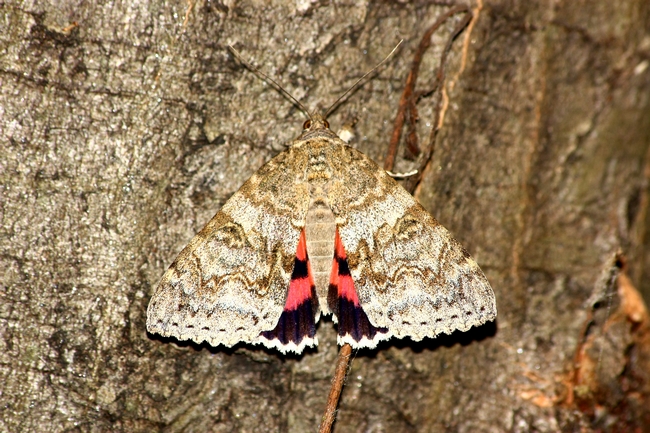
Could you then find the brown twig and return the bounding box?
[404,6,473,193]
[384,5,473,194]
[318,343,353,433]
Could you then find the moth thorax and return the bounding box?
[304,194,336,299]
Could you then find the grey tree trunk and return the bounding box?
[2,1,649,432]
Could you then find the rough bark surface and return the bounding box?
[2,1,649,432]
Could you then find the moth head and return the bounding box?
[303,113,330,131]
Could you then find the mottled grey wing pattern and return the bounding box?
[327,144,496,343]
[146,147,310,348]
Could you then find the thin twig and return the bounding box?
[384,5,473,192]
[318,343,353,433]
[404,7,472,193]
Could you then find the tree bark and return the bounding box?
[1,1,649,432]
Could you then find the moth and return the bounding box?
[147,106,497,353]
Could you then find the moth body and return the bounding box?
[304,187,336,316]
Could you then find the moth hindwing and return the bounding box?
[146,114,496,353]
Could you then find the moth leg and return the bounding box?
[385,169,418,178]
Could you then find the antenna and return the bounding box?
[324,40,403,118]
[228,40,403,121]
[228,45,313,120]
